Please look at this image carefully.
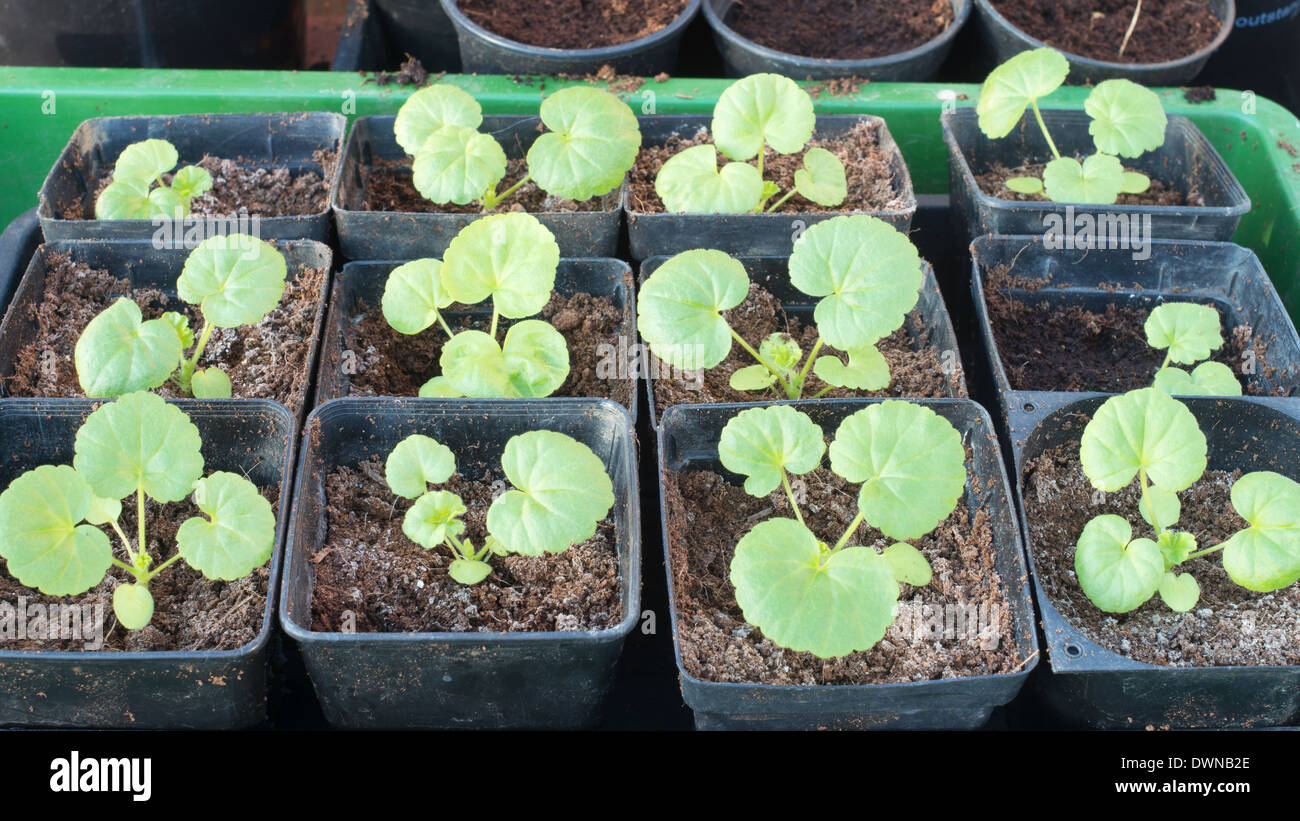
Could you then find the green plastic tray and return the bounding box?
[1,68,1297,312]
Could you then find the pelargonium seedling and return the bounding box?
[638,214,923,399]
[380,212,571,398]
[0,390,276,630]
[384,429,615,585]
[654,73,848,214]
[1073,387,1300,614]
[73,233,288,399]
[718,402,967,658]
[95,139,213,220]
[393,83,641,213]
[1144,302,1241,397]
[975,47,1167,204]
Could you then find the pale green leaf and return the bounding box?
[95,178,152,220]
[147,186,188,219]
[73,391,204,503]
[449,559,492,585]
[440,330,514,398]
[1158,530,1197,569]
[1074,514,1163,612]
[74,298,183,397]
[1158,570,1200,611]
[402,489,467,549]
[718,405,825,497]
[382,258,452,335]
[113,139,178,184]
[1121,171,1151,194]
[411,124,507,206]
[385,434,457,499]
[976,47,1069,139]
[441,212,559,318]
[113,583,154,630]
[883,542,932,586]
[0,464,113,596]
[1079,388,1207,493]
[813,346,889,391]
[1042,154,1126,204]
[1085,79,1167,158]
[161,311,194,348]
[759,333,801,373]
[393,84,483,155]
[1139,484,1180,531]
[1153,363,1242,397]
[501,319,570,398]
[1005,176,1044,195]
[654,144,763,213]
[1221,471,1300,592]
[1145,302,1224,365]
[177,234,287,328]
[176,471,275,580]
[170,165,213,200]
[190,367,232,399]
[792,147,847,207]
[84,494,122,526]
[728,364,776,391]
[637,249,749,371]
[712,73,815,160]
[527,85,641,201]
[418,376,464,398]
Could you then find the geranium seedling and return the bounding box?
[0,391,275,630]
[95,139,213,220]
[384,430,615,585]
[637,214,923,398]
[1144,302,1242,396]
[74,233,288,399]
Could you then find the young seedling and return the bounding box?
[638,214,923,399]
[95,139,213,220]
[654,73,848,214]
[384,429,615,585]
[1074,387,1300,614]
[380,212,571,398]
[1145,302,1241,396]
[73,233,287,399]
[393,83,641,213]
[0,391,275,630]
[975,47,1166,204]
[718,402,966,658]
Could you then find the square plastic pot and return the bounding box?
[640,255,967,428]
[0,398,294,729]
[0,208,39,323]
[37,112,347,244]
[281,398,642,729]
[626,114,917,260]
[0,238,332,427]
[657,398,1040,730]
[1013,393,1300,729]
[941,107,1250,243]
[331,115,623,260]
[314,258,638,420]
[969,235,1300,449]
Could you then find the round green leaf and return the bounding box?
[1145,302,1224,365]
[828,401,966,541]
[976,47,1069,139]
[1158,529,1197,569]
[74,298,184,397]
[84,493,122,526]
[1005,176,1044,195]
[440,330,514,398]
[654,144,763,214]
[813,346,890,391]
[449,559,492,585]
[527,85,641,201]
[147,186,188,219]
[789,214,923,351]
[486,430,614,557]
[1221,471,1300,592]
[728,364,777,391]
[1085,79,1168,159]
[729,518,898,658]
[441,213,559,318]
[382,258,452,335]
[1153,362,1242,397]
[883,542,932,586]
[1139,484,1181,532]
[95,178,152,220]
[113,139,178,184]
[0,464,113,596]
[385,434,457,499]
[113,583,154,630]
[402,490,467,549]
[393,84,483,155]
[1042,154,1126,204]
[1121,171,1151,194]
[177,234,288,328]
[501,319,570,398]
[637,249,749,371]
[792,147,847,207]
[176,471,275,580]
[418,376,464,398]
[1074,514,1163,613]
[190,367,232,399]
[1079,388,1207,493]
[412,124,507,206]
[712,73,815,161]
[74,391,204,503]
[1158,570,1200,612]
[171,165,213,200]
[718,405,826,497]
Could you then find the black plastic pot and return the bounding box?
[0,398,293,729]
[0,239,332,427]
[973,0,1236,86]
[281,398,641,729]
[439,0,701,75]
[969,235,1300,449]
[332,115,623,260]
[366,0,462,72]
[0,209,40,325]
[640,254,967,427]
[627,115,916,260]
[657,398,1039,730]
[1200,0,1300,115]
[941,107,1250,243]
[1014,394,1300,729]
[702,0,971,80]
[314,258,639,419]
[38,112,346,245]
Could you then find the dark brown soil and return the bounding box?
[990,0,1222,64]
[5,252,325,411]
[0,488,276,652]
[363,55,441,87]
[359,157,612,214]
[723,0,954,60]
[1023,445,1300,666]
[557,63,651,95]
[457,0,688,49]
[982,262,1290,395]
[335,290,636,409]
[309,458,622,633]
[663,466,1021,685]
[975,162,1201,206]
[651,282,965,418]
[629,120,909,214]
[1184,85,1217,104]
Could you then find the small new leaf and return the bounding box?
[1153,362,1242,397]
[176,472,275,580]
[448,559,492,585]
[191,367,232,399]
[729,365,776,391]
[883,542,932,586]
[1079,388,1207,493]
[792,147,848,207]
[403,490,468,550]
[1158,530,1197,568]
[1158,570,1200,612]
[170,166,213,200]
[385,434,457,499]
[1145,302,1224,365]
[718,405,826,497]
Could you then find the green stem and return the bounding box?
[809,385,834,399]
[483,174,530,212]
[178,320,216,394]
[756,142,765,180]
[794,338,824,394]
[436,311,455,340]
[1030,101,1061,161]
[831,511,866,554]
[109,519,136,561]
[730,329,798,398]
[110,557,139,578]
[781,470,806,527]
[136,486,147,565]
[489,304,500,341]
[764,189,796,214]
[1185,543,1227,561]
[141,553,182,584]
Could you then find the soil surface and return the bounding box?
[990,0,1222,64]
[0,488,276,652]
[457,0,688,49]
[975,163,1200,206]
[723,0,953,60]
[651,282,964,418]
[982,262,1290,395]
[663,466,1021,685]
[1024,445,1300,666]
[628,120,908,214]
[310,458,622,633]
[334,290,636,409]
[5,252,325,412]
[359,157,612,214]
